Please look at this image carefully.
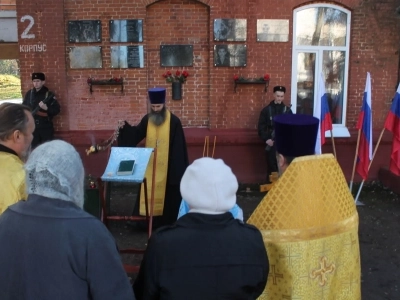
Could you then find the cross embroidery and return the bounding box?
[310,256,335,286]
[279,245,301,267]
[342,272,359,293]
[269,265,284,285]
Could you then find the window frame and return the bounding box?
[291,4,352,137]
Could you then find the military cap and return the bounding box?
[273,86,286,93]
[32,73,45,81]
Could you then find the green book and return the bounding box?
[117,160,135,176]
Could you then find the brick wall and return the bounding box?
[0,0,15,10]
[14,0,400,182]
[17,0,69,129]
[348,0,400,129]
[15,0,400,131]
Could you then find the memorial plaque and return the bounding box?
[111,45,144,68]
[214,44,246,67]
[68,20,101,43]
[257,19,289,42]
[160,45,193,67]
[110,20,143,42]
[68,46,102,69]
[214,19,247,42]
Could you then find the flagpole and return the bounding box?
[369,128,385,169]
[354,180,364,203]
[330,129,337,158]
[354,128,385,203]
[350,129,361,193]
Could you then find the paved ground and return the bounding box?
[105,181,400,299]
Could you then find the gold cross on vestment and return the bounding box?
[311,256,336,286]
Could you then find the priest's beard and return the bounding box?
[149,106,167,126]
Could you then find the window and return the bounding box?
[291,4,351,137]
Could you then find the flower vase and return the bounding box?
[172,81,182,100]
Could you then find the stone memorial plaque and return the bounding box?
[111,45,144,68]
[257,19,289,42]
[214,44,246,67]
[110,20,143,42]
[160,45,193,67]
[68,46,102,69]
[68,20,101,43]
[214,19,247,41]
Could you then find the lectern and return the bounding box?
[99,147,156,273]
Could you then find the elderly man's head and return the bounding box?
[0,103,35,161]
[25,140,85,208]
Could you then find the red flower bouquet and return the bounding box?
[163,70,189,83]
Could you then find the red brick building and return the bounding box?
[3,0,400,183]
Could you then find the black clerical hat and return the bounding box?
[148,88,166,104]
[274,114,319,157]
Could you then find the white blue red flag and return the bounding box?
[356,72,373,180]
[314,73,333,154]
[384,83,400,175]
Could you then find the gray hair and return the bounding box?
[0,103,31,141]
[25,140,85,208]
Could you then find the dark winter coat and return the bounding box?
[23,86,60,128]
[258,100,292,142]
[133,212,269,300]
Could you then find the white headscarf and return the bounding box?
[25,140,85,208]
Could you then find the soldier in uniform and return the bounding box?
[23,72,60,148]
[257,85,292,183]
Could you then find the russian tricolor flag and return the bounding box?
[384,83,400,175]
[314,73,333,154]
[356,73,373,180]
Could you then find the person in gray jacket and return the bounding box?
[0,140,134,300]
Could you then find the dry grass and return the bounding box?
[0,74,22,100]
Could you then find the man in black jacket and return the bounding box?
[133,157,269,300]
[258,86,292,183]
[23,72,60,148]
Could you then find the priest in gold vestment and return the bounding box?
[248,114,361,299]
[118,87,189,226]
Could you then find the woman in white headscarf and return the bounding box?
[0,140,135,300]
